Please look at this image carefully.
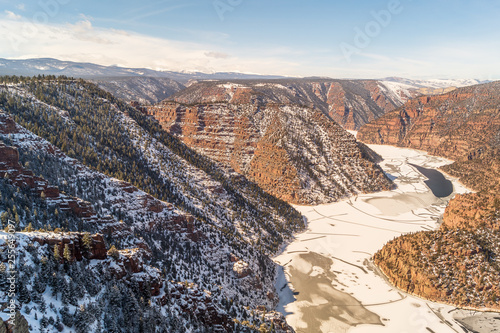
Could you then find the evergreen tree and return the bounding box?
[63,244,72,262]
[82,232,92,252]
[53,244,60,261]
[60,305,74,327]
[108,245,119,259]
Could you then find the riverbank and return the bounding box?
[374,259,500,314]
[274,144,475,333]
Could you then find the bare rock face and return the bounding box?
[164,79,406,130]
[358,82,500,160]
[32,232,108,261]
[233,260,252,279]
[328,80,402,130]
[370,81,500,313]
[144,84,393,205]
[0,113,17,135]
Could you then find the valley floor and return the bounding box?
[275,144,500,333]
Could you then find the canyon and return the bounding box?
[358,81,500,317]
[141,79,409,205]
[0,66,497,333]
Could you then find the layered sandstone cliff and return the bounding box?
[368,81,500,312]
[165,79,407,130]
[145,94,392,205]
[357,81,500,160]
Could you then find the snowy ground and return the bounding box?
[274,144,500,333]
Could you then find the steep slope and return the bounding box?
[166,79,406,130]
[374,228,500,311]
[0,76,304,252]
[0,76,301,332]
[380,77,487,96]
[91,77,185,104]
[145,80,393,205]
[360,81,500,312]
[358,81,500,160]
[358,81,500,195]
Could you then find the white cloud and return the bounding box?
[0,17,498,80]
[130,4,193,21]
[0,18,297,75]
[67,19,113,44]
[16,4,25,11]
[204,51,229,59]
[4,10,22,20]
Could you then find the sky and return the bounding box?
[0,0,499,79]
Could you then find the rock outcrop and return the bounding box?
[165,79,407,130]
[357,81,500,161]
[32,232,108,261]
[0,140,97,218]
[141,80,399,204]
[145,98,392,205]
[368,81,500,312]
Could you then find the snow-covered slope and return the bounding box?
[379,77,488,98]
[0,58,287,83]
[91,77,185,104]
[381,77,486,89]
[147,80,394,205]
[0,76,299,332]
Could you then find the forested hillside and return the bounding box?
[0,75,301,332]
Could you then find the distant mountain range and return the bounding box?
[0,58,288,83]
[379,77,489,97]
[0,58,290,104]
[0,58,488,104]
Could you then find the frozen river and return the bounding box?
[274,144,500,333]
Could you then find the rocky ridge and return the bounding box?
[91,77,185,104]
[145,101,392,205]
[362,81,500,312]
[0,76,297,332]
[357,82,500,158]
[166,79,408,130]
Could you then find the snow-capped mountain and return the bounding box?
[380,77,488,97]
[0,58,287,83]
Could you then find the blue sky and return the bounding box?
[0,0,499,79]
